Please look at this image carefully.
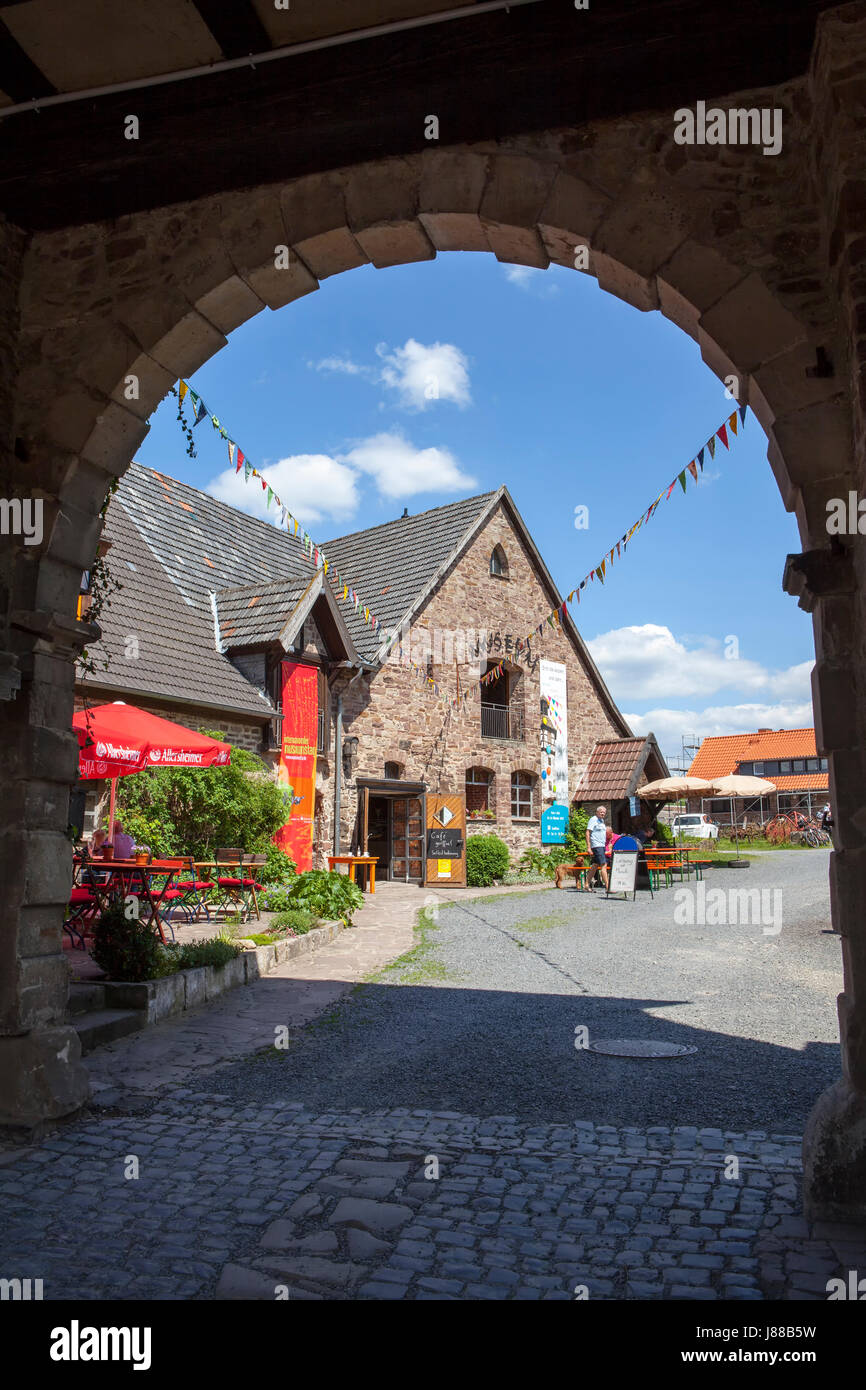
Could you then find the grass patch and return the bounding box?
[512,911,575,934]
[365,905,452,986]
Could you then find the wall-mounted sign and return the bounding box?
[427,827,463,859]
[274,660,318,873]
[629,795,639,817]
[540,659,568,804]
[437,860,452,878]
[541,803,569,844]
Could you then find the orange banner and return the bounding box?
[274,661,318,872]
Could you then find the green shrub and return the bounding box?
[91,902,176,982]
[278,870,364,924]
[268,908,317,935]
[257,843,297,886]
[171,938,243,969]
[117,731,290,860]
[262,884,295,913]
[466,833,510,887]
[565,806,590,859]
[655,821,674,846]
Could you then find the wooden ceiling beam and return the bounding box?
[189,0,273,60]
[0,15,55,101]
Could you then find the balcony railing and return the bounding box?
[481,702,525,742]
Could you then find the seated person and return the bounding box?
[88,828,108,857]
[110,822,136,860]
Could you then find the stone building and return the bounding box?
[76,461,646,878]
[687,728,830,824]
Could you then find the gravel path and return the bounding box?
[189,851,841,1133]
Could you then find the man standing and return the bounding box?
[586,804,609,891]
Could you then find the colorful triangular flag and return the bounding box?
[687,460,698,482]
[678,470,687,492]
[697,448,704,472]
[716,423,729,450]
[707,436,716,459]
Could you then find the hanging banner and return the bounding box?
[274,660,318,872]
[540,658,569,805]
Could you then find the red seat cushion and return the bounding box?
[154,888,183,901]
[217,876,244,888]
[69,888,95,904]
[177,879,214,891]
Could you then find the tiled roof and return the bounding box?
[573,736,670,801]
[769,774,828,792]
[689,728,817,778]
[215,575,315,648]
[78,501,275,718]
[117,463,315,608]
[323,491,499,660]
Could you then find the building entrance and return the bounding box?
[361,787,425,883]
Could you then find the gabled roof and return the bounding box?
[77,500,276,719]
[215,575,314,648]
[323,490,499,659]
[689,728,818,778]
[573,735,669,801]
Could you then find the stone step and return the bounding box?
[67,982,106,1016]
[72,1008,146,1054]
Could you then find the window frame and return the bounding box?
[466,766,494,813]
[511,771,534,819]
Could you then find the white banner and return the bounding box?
[540,659,568,803]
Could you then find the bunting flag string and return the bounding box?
[447,405,748,710]
[175,379,388,639]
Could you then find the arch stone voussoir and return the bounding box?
[281,169,368,280]
[479,154,557,267]
[344,156,436,268]
[657,240,746,343]
[418,149,491,253]
[537,168,611,270]
[699,273,810,375]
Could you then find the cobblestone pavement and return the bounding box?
[2,1092,865,1301]
[3,863,864,1301]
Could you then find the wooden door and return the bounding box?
[353,785,369,855]
[392,796,424,882]
[425,793,467,886]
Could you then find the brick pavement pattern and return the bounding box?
[2,1094,864,1301]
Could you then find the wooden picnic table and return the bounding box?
[327,854,378,893]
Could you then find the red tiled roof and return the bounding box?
[689,728,817,778]
[770,774,828,791]
[573,736,669,801]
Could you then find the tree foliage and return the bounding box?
[116,731,292,859]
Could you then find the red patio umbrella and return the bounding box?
[73,702,232,840]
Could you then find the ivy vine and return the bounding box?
[170,383,197,458]
[78,477,122,680]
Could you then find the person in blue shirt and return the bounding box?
[585,804,610,890]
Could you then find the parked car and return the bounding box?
[671,813,719,840]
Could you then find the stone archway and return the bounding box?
[2,5,865,1213]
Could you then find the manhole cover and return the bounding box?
[586,1039,698,1058]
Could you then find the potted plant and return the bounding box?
[133,844,151,865]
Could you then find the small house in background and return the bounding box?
[571,735,670,832]
[687,728,829,824]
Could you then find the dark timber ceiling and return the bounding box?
[0,0,839,233]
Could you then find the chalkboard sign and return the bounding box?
[608,851,638,897]
[427,828,463,859]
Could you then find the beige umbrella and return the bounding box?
[639,777,717,798]
[709,774,777,857]
[638,776,719,845]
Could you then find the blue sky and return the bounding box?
[137,252,814,767]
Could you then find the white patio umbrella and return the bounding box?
[709,774,777,859]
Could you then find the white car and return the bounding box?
[671,813,719,840]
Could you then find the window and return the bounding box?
[384,761,403,780]
[779,760,791,773]
[489,544,509,579]
[481,663,525,741]
[819,757,828,771]
[793,760,805,773]
[466,767,494,813]
[806,758,818,772]
[511,771,534,819]
[753,762,764,776]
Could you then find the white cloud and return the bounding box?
[207,454,361,526]
[587,623,813,702]
[624,701,816,770]
[309,355,369,377]
[339,431,477,500]
[376,338,471,410]
[503,264,560,297]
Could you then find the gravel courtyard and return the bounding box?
[191,850,842,1133]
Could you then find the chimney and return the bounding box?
[401,508,409,518]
